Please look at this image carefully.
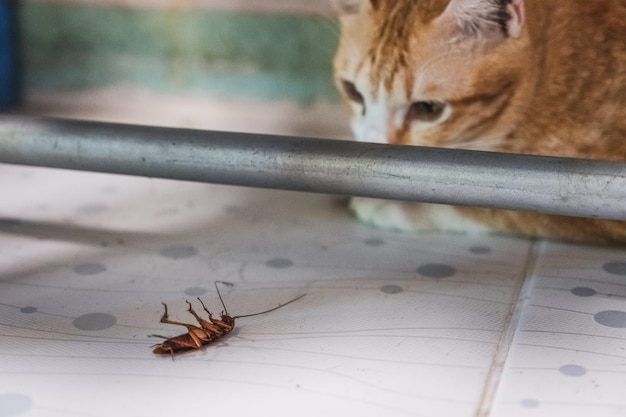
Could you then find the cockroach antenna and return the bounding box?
[233,294,306,319]
[214,280,234,316]
[150,281,305,356]
[213,280,305,319]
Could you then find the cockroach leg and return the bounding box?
[158,302,201,330]
[196,297,213,317]
[159,302,169,320]
[186,300,208,324]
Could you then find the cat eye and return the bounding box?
[341,80,365,106]
[406,101,447,123]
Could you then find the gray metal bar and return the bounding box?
[0,115,624,220]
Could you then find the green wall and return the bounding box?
[21,3,339,103]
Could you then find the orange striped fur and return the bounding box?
[332,0,626,243]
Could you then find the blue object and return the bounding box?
[0,0,19,110]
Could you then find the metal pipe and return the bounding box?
[0,115,624,220]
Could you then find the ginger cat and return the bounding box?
[332,0,626,243]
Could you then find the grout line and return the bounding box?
[474,240,544,417]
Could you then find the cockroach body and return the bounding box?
[150,299,235,355]
[150,281,304,357]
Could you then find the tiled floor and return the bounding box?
[1,92,625,416]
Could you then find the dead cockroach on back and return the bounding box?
[150,281,305,357]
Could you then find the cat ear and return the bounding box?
[439,0,525,39]
[506,0,525,38]
[331,0,379,15]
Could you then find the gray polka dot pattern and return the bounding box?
[224,205,241,215]
[469,246,491,255]
[185,287,207,296]
[99,185,117,195]
[559,364,587,377]
[602,262,626,276]
[19,307,37,314]
[160,245,198,259]
[364,238,385,247]
[77,204,109,215]
[73,313,117,331]
[520,398,540,408]
[571,287,597,297]
[380,285,403,294]
[594,310,626,328]
[417,264,456,279]
[0,393,33,417]
[266,258,294,269]
[73,263,107,276]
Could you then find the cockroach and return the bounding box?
[150,281,305,356]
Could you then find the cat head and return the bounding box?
[332,0,530,150]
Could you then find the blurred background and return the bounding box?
[1,0,351,139]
